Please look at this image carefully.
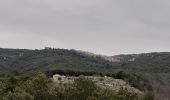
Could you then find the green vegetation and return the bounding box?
[0,48,170,99]
[116,52,170,73]
[1,48,170,74]
[0,72,154,100]
[46,70,153,91]
[113,71,153,91]
[0,48,119,73]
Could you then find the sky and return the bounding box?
[0,0,170,55]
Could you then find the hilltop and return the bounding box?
[1,48,170,73]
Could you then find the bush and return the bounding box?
[3,87,34,100]
[113,71,153,91]
[142,91,154,100]
[0,72,154,100]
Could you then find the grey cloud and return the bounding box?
[0,0,170,55]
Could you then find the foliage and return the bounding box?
[24,72,51,100]
[0,72,152,100]
[47,70,152,92]
[113,71,153,91]
[142,91,154,100]
[0,48,118,73]
[0,48,170,99]
[116,88,138,100]
[118,52,170,73]
[2,87,34,100]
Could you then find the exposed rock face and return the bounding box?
[53,75,142,94]
[85,76,142,94]
[53,74,66,82]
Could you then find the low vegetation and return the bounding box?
[46,70,153,91]
[0,72,154,100]
[0,48,170,99]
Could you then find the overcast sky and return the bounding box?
[0,0,170,55]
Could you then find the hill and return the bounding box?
[1,48,170,73]
[110,52,170,73]
[1,48,170,99]
[0,48,120,73]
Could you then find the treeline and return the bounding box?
[46,70,106,77]
[46,70,153,92]
[0,72,154,100]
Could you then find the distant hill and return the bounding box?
[0,48,170,73]
[110,52,170,73]
[0,48,120,73]
[81,51,170,73]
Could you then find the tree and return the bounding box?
[24,72,52,100]
[72,76,97,100]
[142,91,154,100]
[2,87,33,100]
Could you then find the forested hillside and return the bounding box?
[1,48,170,73]
[1,48,170,99]
[0,48,119,73]
[111,52,170,73]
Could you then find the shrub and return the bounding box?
[142,91,154,100]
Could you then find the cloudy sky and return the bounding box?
[0,0,170,55]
